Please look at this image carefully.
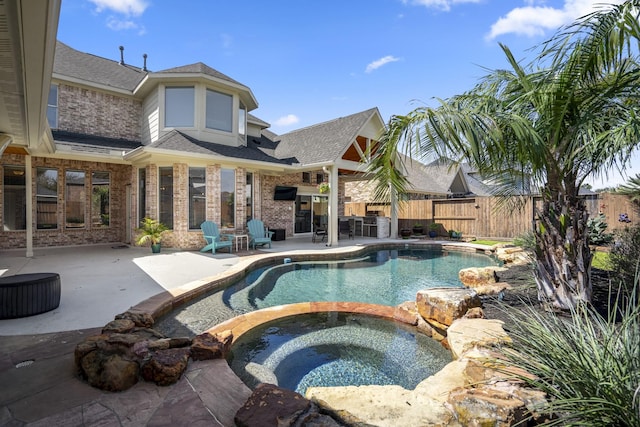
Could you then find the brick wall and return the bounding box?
[0,155,132,249]
[57,84,142,141]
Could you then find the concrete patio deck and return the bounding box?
[1,235,438,426]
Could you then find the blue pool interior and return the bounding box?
[228,312,453,395]
[156,247,499,337]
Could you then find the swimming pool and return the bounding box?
[228,312,452,395]
[156,247,498,337]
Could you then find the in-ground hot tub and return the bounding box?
[0,273,61,319]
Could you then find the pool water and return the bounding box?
[156,247,498,337]
[228,312,452,395]
[225,248,498,312]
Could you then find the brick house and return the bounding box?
[0,19,385,254]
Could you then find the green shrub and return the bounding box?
[513,230,536,251]
[587,213,613,246]
[496,292,640,426]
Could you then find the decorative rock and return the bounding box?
[191,330,233,361]
[115,311,154,328]
[393,301,420,325]
[447,386,528,426]
[464,307,485,319]
[446,318,510,360]
[234,383,312,427]
[472,281,512,296]
[140,347,190,386]
[102,318,135,334]
[81,351,139,392]
[458,266,506,287]
[416,288,482,327]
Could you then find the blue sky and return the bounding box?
[57,0,636,188]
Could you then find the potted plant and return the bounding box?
[318,182,330,194]
[428,223,441,238]
[400,228,412,238]
[136,217,168,253]
[412,223,424,235]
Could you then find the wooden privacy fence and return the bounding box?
[345,193,638,239]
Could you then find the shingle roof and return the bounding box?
[54,42,147,92]
[156,62,245,87]
[52,130,142,154]
[148,130,295,165]
[400,155,458,195]
[274,108,379,164]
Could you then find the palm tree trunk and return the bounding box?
[533,195,592,310]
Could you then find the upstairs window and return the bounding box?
[238,103,246,137]
[47,85,58,129]
[206,89,232,132]
[165,87,195,127]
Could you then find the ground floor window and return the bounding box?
[159,167,173,229]
[92,172,110,227]
[65,170,85,228]
[2,165,26,230]
[138,168,146,225]
[295,194,328,233]
[37,168,58,229]
[189,167,205,229]
[246,172,253,223]
[220,168,235,228]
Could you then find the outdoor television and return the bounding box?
[274,186,298,201]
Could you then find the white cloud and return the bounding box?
[89,0,149,16]
[106,16,145,34]
[402,0,481,12]
[275,114,300,127]
[365,55,401,73]
[220,33,233,49]
[486,0,626,40]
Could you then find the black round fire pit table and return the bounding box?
[0,273,61,319]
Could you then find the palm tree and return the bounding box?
[617,173,640,204]
[369,1,640,310]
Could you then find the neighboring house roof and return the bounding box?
[400,156,470,196]
[275,108,380,165]
[54,42,147,92]
[143,130,295,165]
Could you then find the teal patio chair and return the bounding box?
[200,221,234,253]
[247,219,274,249]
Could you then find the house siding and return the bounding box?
[141,88,159,145]
[57,83,142,141]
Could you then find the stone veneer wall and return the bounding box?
[57,84,142,141]
[0,154,131,249]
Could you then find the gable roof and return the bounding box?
[53,42,147,92]
[274,108,380,165]
[398,156,466,196]
[156,62,244,87]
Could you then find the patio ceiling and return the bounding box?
[0,0,60,155]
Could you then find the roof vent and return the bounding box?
[143,53,148,72]
[119,46,125,65]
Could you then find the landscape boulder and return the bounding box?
[416,288,482,327]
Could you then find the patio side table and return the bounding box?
[234,234,249,251]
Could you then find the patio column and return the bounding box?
[25,154,33,257]
[326,165,339,246]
